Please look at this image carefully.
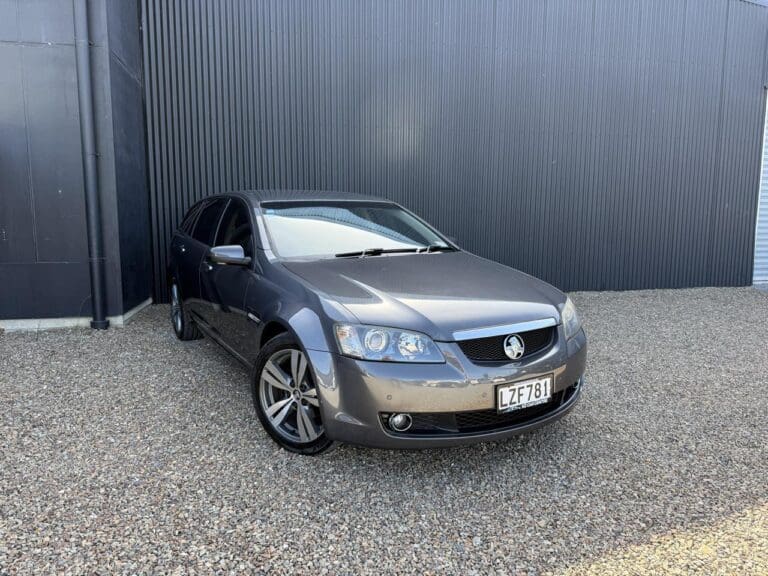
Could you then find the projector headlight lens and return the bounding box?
[335,324,444,363]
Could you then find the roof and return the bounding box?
[240,189,388,204]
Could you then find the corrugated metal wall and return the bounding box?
[142,0,768,300]
[756,96,768,284]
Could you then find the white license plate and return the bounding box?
[497,375,553,413]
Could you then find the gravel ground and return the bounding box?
[1,287,767,575]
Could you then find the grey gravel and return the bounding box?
[1,287,767,574]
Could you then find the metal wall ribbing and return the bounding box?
[142,0,768,300]
[755,95,768,284]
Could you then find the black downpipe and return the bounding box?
[73,0,109,329]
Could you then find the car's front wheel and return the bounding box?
[252,334,334,455]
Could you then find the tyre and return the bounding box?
[252,334,335,455]
[170,280,202,341]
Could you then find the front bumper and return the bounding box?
[307,326,587,449]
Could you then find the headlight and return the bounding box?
[561,297,582,340]
[334,324,445,363]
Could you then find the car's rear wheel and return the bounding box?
[170,281,202,341]
[252,334,334,455]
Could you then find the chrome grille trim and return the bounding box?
[452,317,558,342]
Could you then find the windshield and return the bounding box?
[261,201,450,259]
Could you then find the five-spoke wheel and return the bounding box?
[253,334,333,454]
[260,348,322,443]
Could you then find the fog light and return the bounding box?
[389,413,412,432]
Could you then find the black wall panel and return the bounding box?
[0,0,92,319]
[0,0,150,320]
[0,43,35,264]
[109,0,153,313]
[112,57,152,312]
[142,0,768,300]
[23,44,89,263]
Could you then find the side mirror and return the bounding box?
[208,245,252,266]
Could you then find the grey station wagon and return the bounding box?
[168,191,587,454]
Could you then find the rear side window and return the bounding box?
[216,200,253,257]
[192,199,226,245]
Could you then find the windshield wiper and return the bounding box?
[417,244,454,254]
[335,247,403,258]
[335,245,454,258]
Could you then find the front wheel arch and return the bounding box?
[255,305,338,356]
[259,320,289,349]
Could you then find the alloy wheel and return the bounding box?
[259,348,322,443]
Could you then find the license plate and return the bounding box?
[496,375,553,413]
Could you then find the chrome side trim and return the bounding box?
[452,317,558,341]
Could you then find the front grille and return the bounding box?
[457,326,555,362]
[381,381,580,437]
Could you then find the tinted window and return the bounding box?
[180,203,203,234]
[261,202,448,259]
[192,199,226,245]
[215,200,253,257]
